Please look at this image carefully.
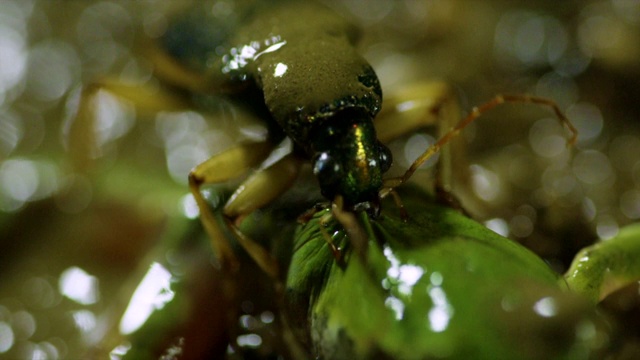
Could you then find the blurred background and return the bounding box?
[0,0,639,358]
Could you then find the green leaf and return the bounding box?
[287,186,607,359]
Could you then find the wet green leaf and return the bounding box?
[287,186,608,359]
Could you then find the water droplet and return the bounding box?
[403,133,438,168]
[11,310,36,340]
[485,218,509,237]
[180,193,199,219]
[620,189,640,219]
[25,40,80,102]
[533,296,557,318]
[566,102,603,144]
[510,214,534,238]
[471,164,501,202]
[58,267,99,305]
[582,197,597,221]
[596,215,618,240]
[572,150,613,185]
[260,311,274,324]
[0,322,14,353]
[609,135,640,173]
[236,334,262,348]
[529,118,568,158]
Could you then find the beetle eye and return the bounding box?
[378,143,393,173]
[313,152,342,186]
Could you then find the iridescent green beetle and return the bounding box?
[63,2,640,358]
[67,0,576,279]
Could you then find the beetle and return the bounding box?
[66,0,577,280]
[60,2,640,358]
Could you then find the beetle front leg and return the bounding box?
[190,147,302,278]
[188,141,274,271]
[223,153,303,279]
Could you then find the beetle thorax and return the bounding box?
[309,110,392,209]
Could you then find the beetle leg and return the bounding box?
[318,211,344,262]
[143,44,218,93]
[297,203,330,224]
[375,82,460,144]
[377,82,462,188]
[378,187,408,220]
[381,93,578,192]
[191,148,302,278]
[65,77,191,170]
[332,196,369,265]
[192,148,309,358]
[222,152,303,222]
[376,81,464,207]
[383,94,577,189]
[188,141,275,272]
[223,152,303,279]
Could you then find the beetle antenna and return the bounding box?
[382,94,578,190]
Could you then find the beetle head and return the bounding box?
[310,109,392,215]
